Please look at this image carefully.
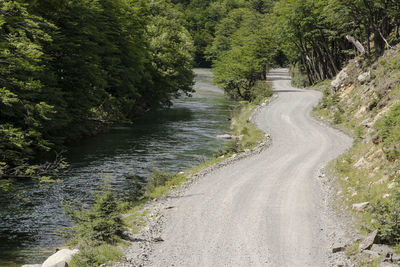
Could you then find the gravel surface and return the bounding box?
[114,69,354,267]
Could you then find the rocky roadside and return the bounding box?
[113,135,273,267]
[314,130,400,266]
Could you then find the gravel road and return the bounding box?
[144,69,353,266]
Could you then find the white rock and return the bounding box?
[216,134,232,139]
[359,230,378,251]
[42,249,79,267]
[358,71,370,82]
[352,202,369,211]
[331,68,348,91]
[388,182,396,189]
[353,157,366,168]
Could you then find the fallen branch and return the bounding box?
[346,35,366,56]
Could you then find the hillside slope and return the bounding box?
[314,45,400,266]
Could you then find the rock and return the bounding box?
[353,157,366,168]
[371,244,394,258]
[42,249,79,267]
[372,135,380,144]
[361,249,381,260]
[358,71,370,83]
[388,182,396,189]
[153,236,164,242]
[332,242,347,253]
[331,67,349,91]
[379,263,399,267]
[216,134,232,139]
[352,202,370,211]
[21,265,42,267]
[391,253,400,263]
[362,119,372,128]
[359,230,378,251]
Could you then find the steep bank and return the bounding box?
[115,69,352,266]
[313,45,400,266]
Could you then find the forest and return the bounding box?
[1,0,400,179]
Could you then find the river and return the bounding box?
[0,69,235,267]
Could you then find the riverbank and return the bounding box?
[109,95,276,267]
[3,69,235,267]
[23,80,275,267]
[120,69,352,266]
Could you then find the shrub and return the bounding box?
[373,190,400,245]
[146,169,177,194]
[64,181,124,246]
[249,81,273,104]
[214,140,241,157]
[376,103,400,161]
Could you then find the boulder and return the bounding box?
[358,71,370,83]
[379,263,399,267]
[391,253,400,263]
[352,202,370,211]
[216,134,232,140]
[331,67,349,91]
[372,135,380,144]
[359,230,378,251]
[371,244,393,255]
[361,249,381,260]
[41,249,79,267]
[332,242,347,253]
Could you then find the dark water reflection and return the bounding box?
[0,69,235,266]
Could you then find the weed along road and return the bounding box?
[147,69,353,267]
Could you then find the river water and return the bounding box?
[0,69,235,267]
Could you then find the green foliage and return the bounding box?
[0,0,56,174]
[210,6,276,100]
[1,0,195,178]
[249,81,273,104]
[146,169,179,195]
[373,190,400,245]
[64,181,124,247]
[290,64,310,88]
[214,140,242,157]
[376,103,400,161]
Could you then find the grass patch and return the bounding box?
[70,244,123,267]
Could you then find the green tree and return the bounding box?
[210,7,275,100]
[0,0,56,176]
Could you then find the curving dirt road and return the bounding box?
[147,69,352,266]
